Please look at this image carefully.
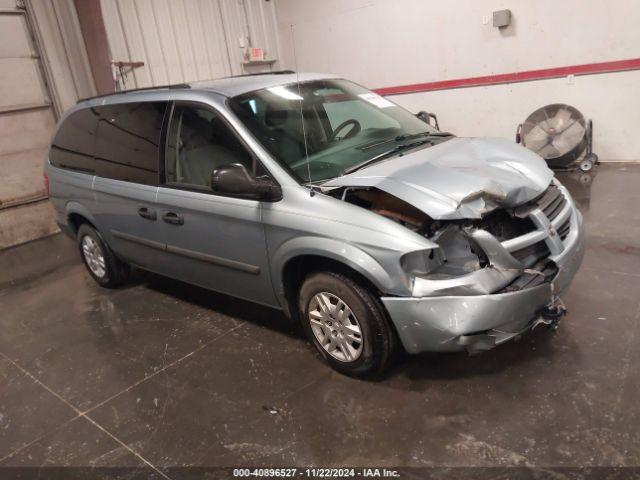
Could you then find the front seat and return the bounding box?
[180,113,243,187]
[264,106,305,164]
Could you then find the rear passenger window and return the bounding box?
[50,108,99,173]
[164,103,254,188]
[94,102,167,185]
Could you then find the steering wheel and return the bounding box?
[329,119,361,141]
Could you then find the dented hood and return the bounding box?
[322,137,553,220]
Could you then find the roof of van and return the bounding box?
[77,72,340,104]
[192,72,339,97]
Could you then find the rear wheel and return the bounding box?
[299,271,395,377]
[77,224,129,288]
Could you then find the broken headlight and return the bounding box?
[401,224,487,277]
[404,224,530,297]
[429,225,487,276]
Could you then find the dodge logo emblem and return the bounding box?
[548,226,557,236]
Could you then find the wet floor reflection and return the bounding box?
[2,165,639,468]
[556,168,597,212]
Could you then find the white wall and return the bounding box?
[274,0,640,161]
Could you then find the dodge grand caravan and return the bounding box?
[45,72,584,376]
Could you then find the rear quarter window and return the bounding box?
[49,107,99,173]
[94,102,167,186]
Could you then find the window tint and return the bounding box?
[94,102,167,185]
[165,103,254,188]
[50,107,99,173]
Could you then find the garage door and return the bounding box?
[0,0,59,248]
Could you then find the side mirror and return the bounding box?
[416,111,440,130]
[211,164,281,201]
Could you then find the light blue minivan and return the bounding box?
[46,72,584,376]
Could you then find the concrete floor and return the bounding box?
[0,164,639,476]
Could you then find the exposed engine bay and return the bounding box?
[338,188,432,233]
[327,185,567,296]
[306,135,582,356]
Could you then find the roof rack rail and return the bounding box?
[222,70,295,79]
[77,83,191,104]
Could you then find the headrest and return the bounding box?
[265,106,289,127]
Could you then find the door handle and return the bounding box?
[162,211,184,225]
[137,207,157,220]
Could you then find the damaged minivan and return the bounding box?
[46,72,584,376]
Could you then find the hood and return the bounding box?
[321,137,553,220]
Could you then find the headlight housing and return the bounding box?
[403,224,526,297]
[400,248,442,277]
[402,225,484,278]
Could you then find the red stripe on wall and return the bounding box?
[373,58,640,96]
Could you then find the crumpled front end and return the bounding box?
[381,180,585,354]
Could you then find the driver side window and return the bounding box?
[165,103,254,188]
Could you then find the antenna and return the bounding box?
[290,24,312,189]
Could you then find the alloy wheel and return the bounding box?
[81,235,106,278]
[308,292,363,362]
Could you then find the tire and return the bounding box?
[299,271,395,377]
[77,224,130,288]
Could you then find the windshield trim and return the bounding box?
[342,138,437,176]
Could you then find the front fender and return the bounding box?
[270,236,398,306]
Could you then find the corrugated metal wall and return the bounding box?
[29,0,96,114]
[100,0,281,90]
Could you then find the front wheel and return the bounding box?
[299,271,395,377]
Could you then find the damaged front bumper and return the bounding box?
[381,188,585,354]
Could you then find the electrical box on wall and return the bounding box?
[493,9,511,28]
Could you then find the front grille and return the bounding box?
[535,185,571,241]
[511,240,550,266]
[475,184,572,268]
[558,218,571,240]
[507,185,573,266]
[534,185,567,222]
[476,209,536,241]
[499,262,559,292]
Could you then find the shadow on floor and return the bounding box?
[126,265,566,385]
[129,268,304,340]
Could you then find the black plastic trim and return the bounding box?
[111,230,165,251]
[110,230,260,274]
[165,244,260,274]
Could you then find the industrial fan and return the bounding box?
[516,104,598,171]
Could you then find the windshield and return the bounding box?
[228,79,438,183]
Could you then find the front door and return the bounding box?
[156,101,277,307]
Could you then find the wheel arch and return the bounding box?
[272,237,396,319]
[65,202,98,234]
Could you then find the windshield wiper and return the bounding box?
[343,139,435,175]
[358,131,453,151]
